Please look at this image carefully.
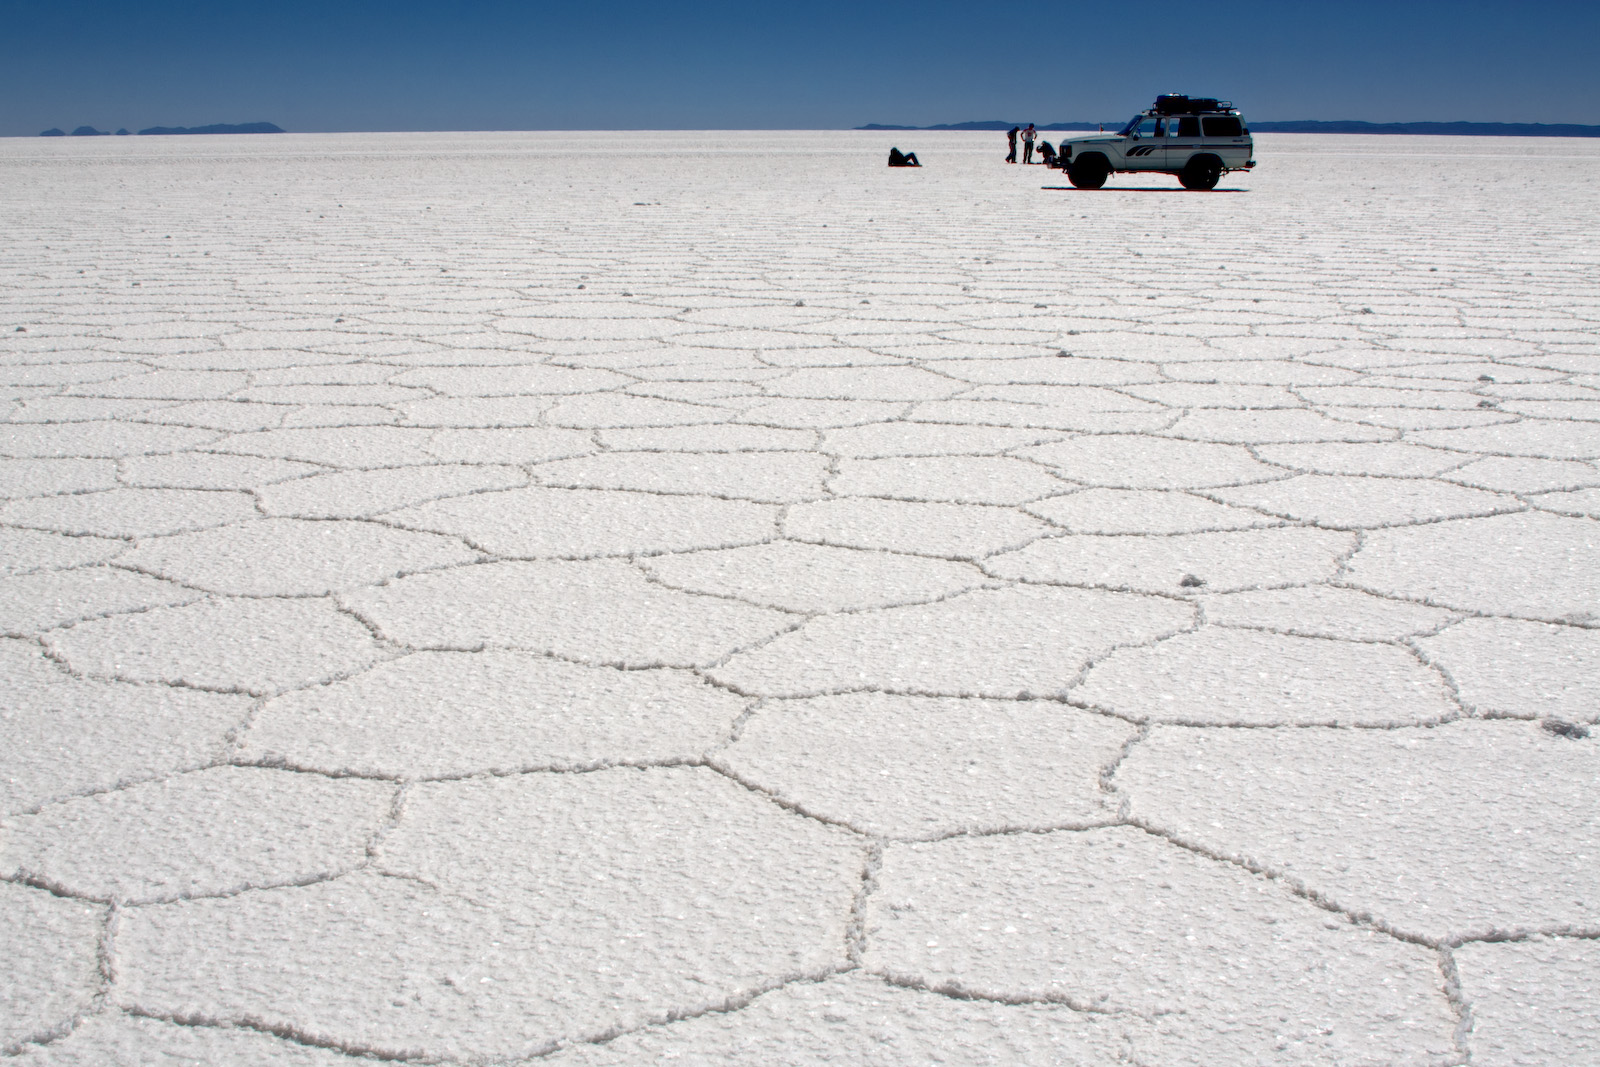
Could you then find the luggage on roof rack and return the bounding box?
[1153,95,1232,114]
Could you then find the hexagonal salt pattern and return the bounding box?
[1199,585,1459,641]
[0,528,124,576]
[1345,511,1600,623]
[0,487,257,538]
[1209,473,1516,528]
[1415,615,1600,721]
[116,518,478,595]
[1025,487,1279,534]
[988,526,1354,594]
[641,541,988,613]
[384,485,778,558]
[709,584,1192,698]
[242,650,748,778]
[343,559,792,667]
[784,496,1051,559]
[46,597,387,694]
[114,769,862,1061]
[5,130,1599,1060]
[1,639,250,815]
[544,970,1144,1065]
[9,1012,359,1066]
[1455,938,1600,1067]
[718,693,1134,838]
[1116,721,1600,940]
[1074,628,1455,726]
[863,828,1456,1065]
[0,767,394,904]
[0,566,203,634]
[0,883,104,1051]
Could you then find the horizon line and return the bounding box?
[15,119,1600,139]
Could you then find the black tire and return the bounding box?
[1179,155,1222,190]
[1067,154,1110,190]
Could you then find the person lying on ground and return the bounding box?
[888,147,921,167]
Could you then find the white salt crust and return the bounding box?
[2,130,1597,1062]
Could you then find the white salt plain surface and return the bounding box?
[1,129,1597,1064]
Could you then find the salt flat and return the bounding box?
[1,129,1598,1065]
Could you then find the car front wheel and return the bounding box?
[1068,155,1110,190]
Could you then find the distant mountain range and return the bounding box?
[40,127,127,136]
[40,122,285,136]
[859,120,1600,137]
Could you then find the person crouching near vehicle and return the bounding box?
[1038,141,1057,168]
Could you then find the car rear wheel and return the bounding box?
[1179,155,1222,190]
[1068,155,1110,190]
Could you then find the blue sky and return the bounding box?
[3,0,1596,135]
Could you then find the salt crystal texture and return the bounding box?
[2,129,1596,1061]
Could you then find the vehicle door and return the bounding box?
[1123,115,1162,169]
[1166,115,1202,171]
[1199,113,1250,167]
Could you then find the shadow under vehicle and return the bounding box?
[1053,95,1256,190]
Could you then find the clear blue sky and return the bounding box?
[3,0,1596,135]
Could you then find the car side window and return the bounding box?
[1135,117,1159,138]
[1176,116,1201,138]
[1202,116,1244,137]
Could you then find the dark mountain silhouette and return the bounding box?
[42,121,285,137]
[137,122,285,135]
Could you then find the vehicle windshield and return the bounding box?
[1118,115,1144,136]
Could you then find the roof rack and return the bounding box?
[1153,95,1235,115]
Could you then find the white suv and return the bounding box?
[1056,95,1255,190]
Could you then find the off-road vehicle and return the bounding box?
[1055,95,1255,190]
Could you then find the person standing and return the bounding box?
[1006,126,1019,163]
[1022,123,1036,164]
